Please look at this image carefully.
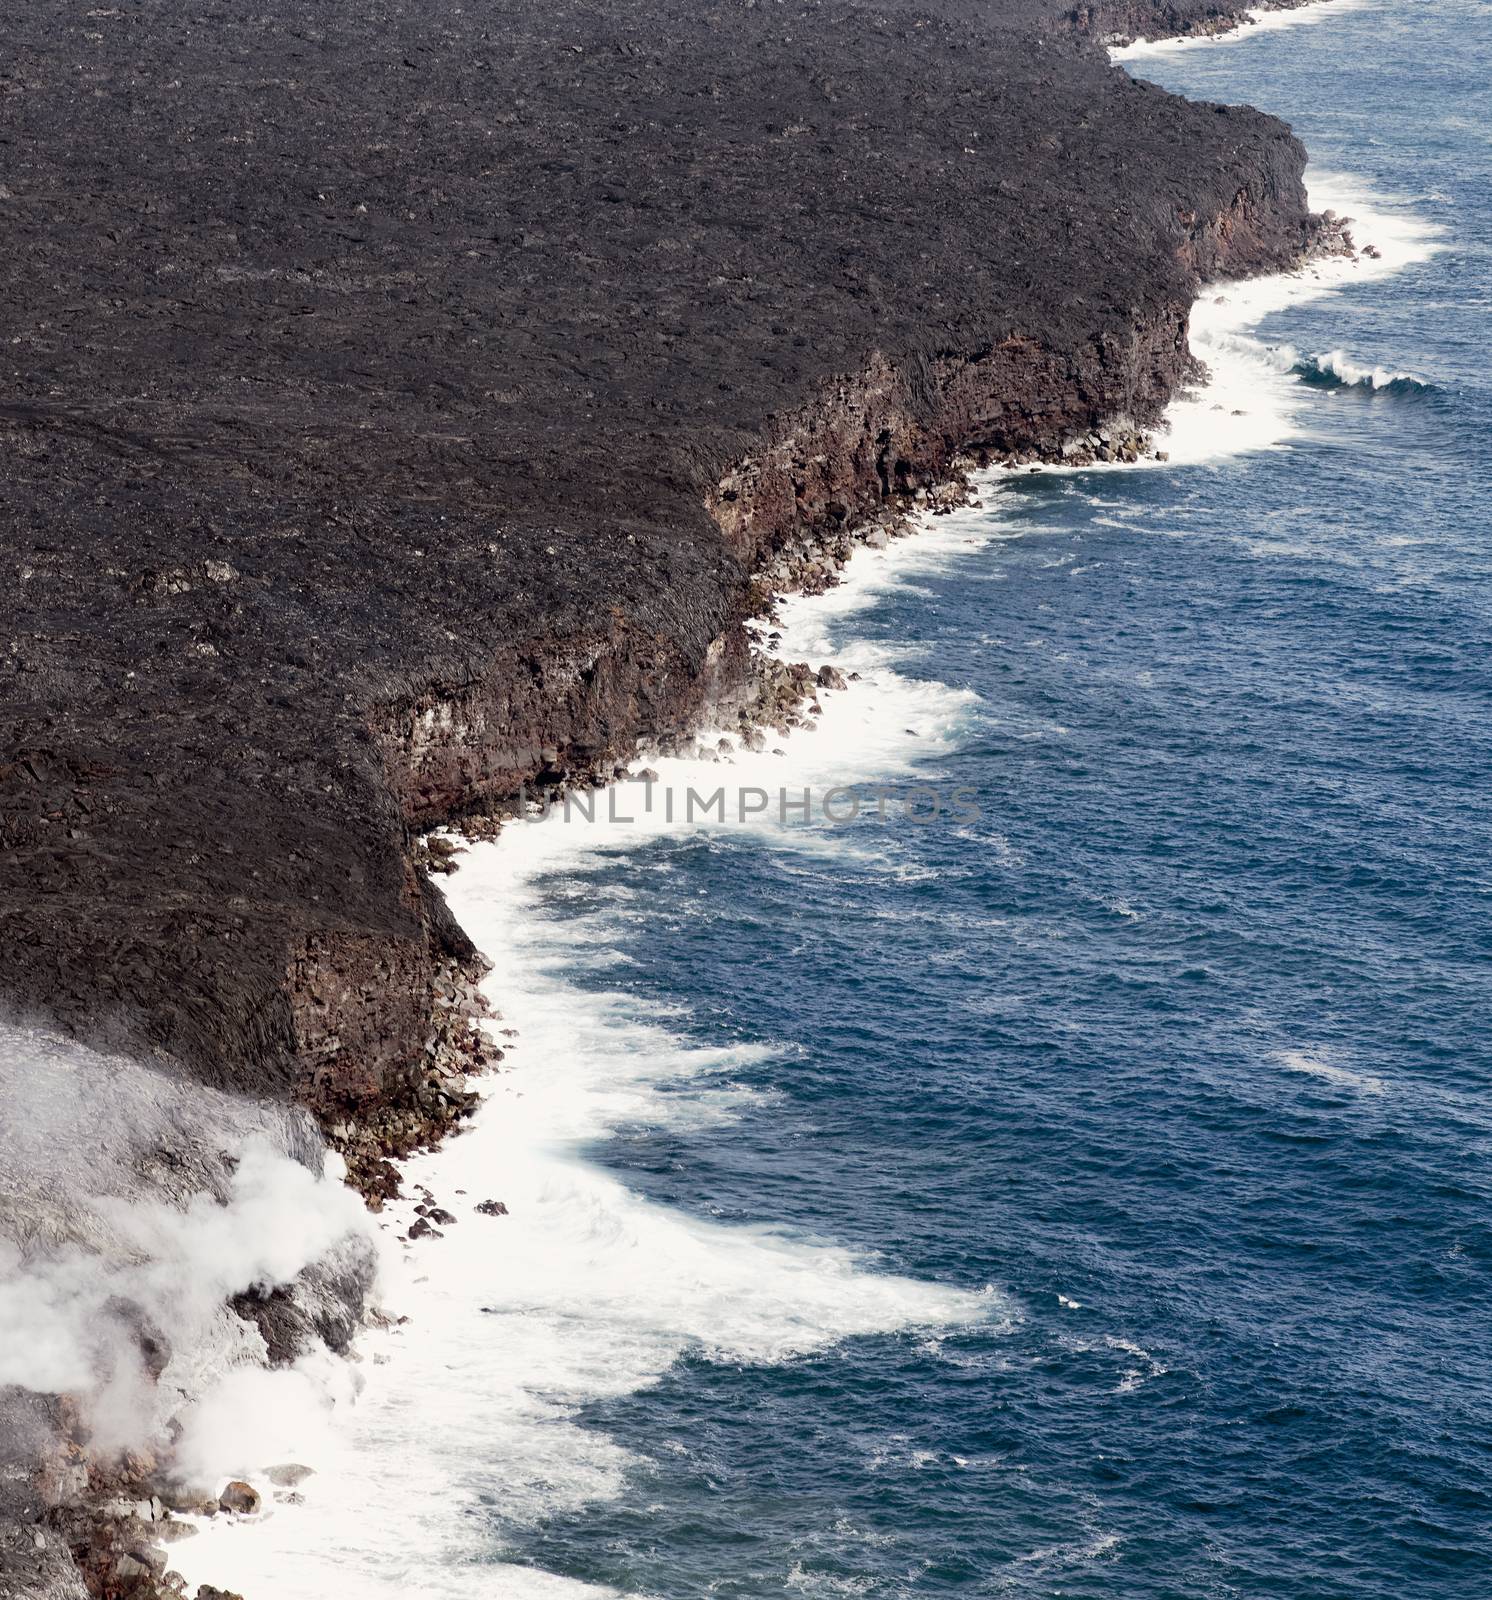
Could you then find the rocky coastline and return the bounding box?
[1063,0,1336,46]
[0,0,1346,1595]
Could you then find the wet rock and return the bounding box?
[266,1464,315,1489]
[217,1482,260,1516]
[163,1492,218,1518]
[121,1543,168,1579]
[475,1199,509,1216]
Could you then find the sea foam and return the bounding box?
[171,518,1003,1600]
[1111,0,1367,62]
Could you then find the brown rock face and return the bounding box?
[215,1484,259,1518]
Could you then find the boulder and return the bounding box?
[266,1464,315,1488]
[123,1544,168,1578]
[217,1482,260,1516]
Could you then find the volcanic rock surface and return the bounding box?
[0,0,1326,1126]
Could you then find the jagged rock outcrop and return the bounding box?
[1061,0,1328,45]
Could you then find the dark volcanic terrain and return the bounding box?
[1,0,1334,1592]
[1,0,1325,1117]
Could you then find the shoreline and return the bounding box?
[1110,0,1360,55]
[167,149,1442,1600]
[312,83,1344,1215]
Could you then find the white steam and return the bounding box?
[0,1135,373,1476]
[0,1022,378,1485]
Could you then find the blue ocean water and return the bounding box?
[490,5,1492,1596]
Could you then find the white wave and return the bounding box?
[786,1565,876,1597]
[1111,0,1366,60]
[1277,1049,1387,1095]
[1227,333,1428,392]
[1015,1531,1122,1567]
[1106,1336,1169,1394]
[172,513,1003,1600]
[1149,169,1442,466]
[1286,345,1430,390]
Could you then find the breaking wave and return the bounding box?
[1285,345,1435,394]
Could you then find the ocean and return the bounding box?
[177,1,1492,1595]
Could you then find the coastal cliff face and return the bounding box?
[0,0,1336,1592]
[707,177,1318,575]
[1061,0,1325,43]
